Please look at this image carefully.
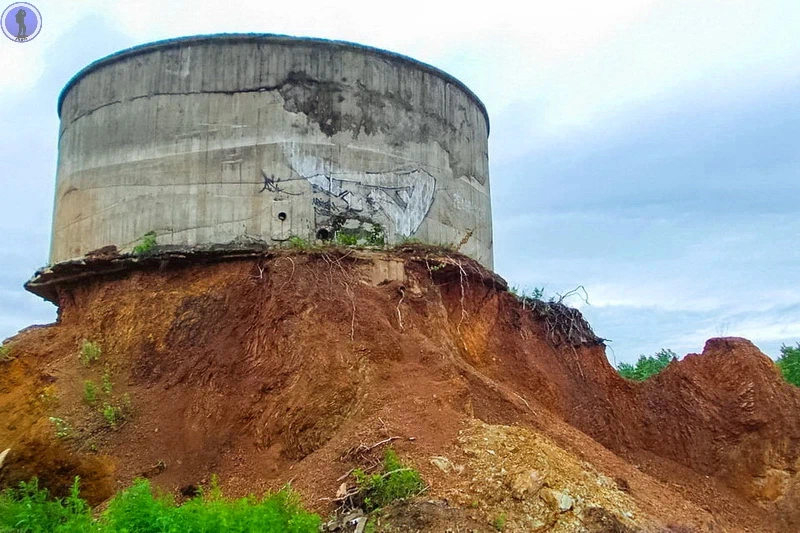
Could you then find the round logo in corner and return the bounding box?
[2,2,42,43]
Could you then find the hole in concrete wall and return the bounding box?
[277,212,287,221]
[316,228,331,241]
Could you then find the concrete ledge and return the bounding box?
[26,244,507,305]
[57,33,489,130]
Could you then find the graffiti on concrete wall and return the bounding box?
[283,150,436,238]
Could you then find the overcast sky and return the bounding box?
[1,0,798,364]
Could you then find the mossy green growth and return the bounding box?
[0,344,11,362]
[0,477,321,532]
[353,448,425,512]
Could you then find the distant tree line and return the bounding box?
[777,343,800,387]
[616,349,676,381]
[616,344,800,387]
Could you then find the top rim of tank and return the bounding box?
[57,33,490,132]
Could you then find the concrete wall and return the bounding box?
[53,34,493,266]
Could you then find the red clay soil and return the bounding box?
[1,247,798,531]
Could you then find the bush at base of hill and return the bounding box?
[0,477,320,533]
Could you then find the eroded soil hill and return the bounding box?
[1,247,798,532]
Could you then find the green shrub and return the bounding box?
[83,381,98,405]
[102,403,124,428]
[617,349,676,381]
[133,232,158,255]
[0,477,321,532]
[0,478,94,532]
[79,341,101,367]
[0,344,11,362]
[100,395,132,429]
[353,449,425,511]
[777,343,800,387]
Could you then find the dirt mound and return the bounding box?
[1,247,798,531]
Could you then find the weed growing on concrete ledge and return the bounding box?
[133,231,158,255]
[288,236,310,250]
[79,340,101,366]
[335,232,359,246]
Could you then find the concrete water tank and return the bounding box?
[53,34,492,267]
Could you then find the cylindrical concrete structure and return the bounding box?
[53,34,492,266]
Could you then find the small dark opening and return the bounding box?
[277,212,287,221]
[316,228,331,241]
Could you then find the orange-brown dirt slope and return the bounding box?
[1,247,799,532]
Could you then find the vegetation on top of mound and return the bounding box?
[617,349,677,381]
[0,477,320,533]
[509,285,545,301]
[353,449,425,512]
[777,343,800,387]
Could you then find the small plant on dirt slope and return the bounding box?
[0,477,321,532]
[83,380,98,405]
[133,231,158,255]
[79,340,101,366]
[492,512,508,531]
[353,448,425,512]
[0,344,11,362]
[617,348,677,381]
[777,343,800,387]
[49,417,72,439]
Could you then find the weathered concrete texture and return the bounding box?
[53,34,492,267]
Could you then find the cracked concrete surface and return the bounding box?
[52,34,492,267]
